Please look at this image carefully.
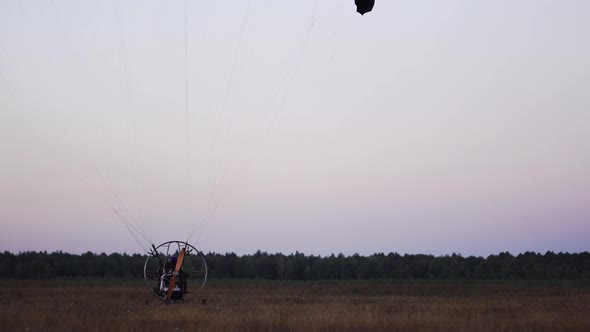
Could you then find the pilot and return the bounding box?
[165,256,178,272]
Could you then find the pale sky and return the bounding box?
[1,0,589,256]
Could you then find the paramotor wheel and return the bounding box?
[144,241,208,302]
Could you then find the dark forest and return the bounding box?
[2,250,589,280]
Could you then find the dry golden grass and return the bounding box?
[1,279,589,331]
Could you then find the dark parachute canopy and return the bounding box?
[355,0,375,15]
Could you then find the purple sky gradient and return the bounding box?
[1,0,589,256]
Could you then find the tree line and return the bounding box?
[1,250,589,280]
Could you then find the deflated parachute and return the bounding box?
[355,0,375,15]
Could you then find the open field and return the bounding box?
[1,279,590,331]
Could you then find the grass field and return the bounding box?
[1,279,589,331]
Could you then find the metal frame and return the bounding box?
[143,240,208,302]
